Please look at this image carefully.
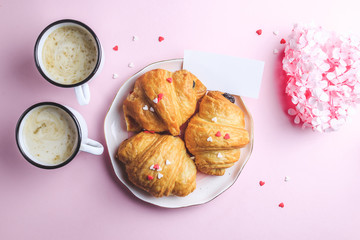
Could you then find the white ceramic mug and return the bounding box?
[34,19,104,105]
[15,102,104,169]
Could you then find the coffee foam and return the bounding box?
[42,25,98,85]
[22,106,78,165]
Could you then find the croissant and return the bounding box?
[184,91,250,176]
[116,132,197,197]
[123,69,206,136]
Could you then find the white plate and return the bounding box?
[104,59,254,208]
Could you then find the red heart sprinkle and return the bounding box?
[166,78,173,83]
[158,36,165,42]
[215,131,221,137]
[154,164,160,170]
[144,130,155,133]
[224,133,230,139]
[113,45,118,51]
[259,181,265,186]
[280,38,286,44]
[147,175,154,180]
[279,202,284,208]
[158,93,164,100]
[256,29,262,35]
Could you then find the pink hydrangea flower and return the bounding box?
[283,24,360,132]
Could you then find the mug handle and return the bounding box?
[80,138,104,155]
[74,84,90,105]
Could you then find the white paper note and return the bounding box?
[183,50,265,98]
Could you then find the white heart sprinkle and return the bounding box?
[157,173,163,179]
[217,153,223,158]
[165,160,171,165]
[157,167,162,172]
[284,176,290,182]
[207,137,213,142]
[153,98,158,104]
[132,35,139,41]
[142,105,149,111]
[149,107,155,112]
[211,117,217,122]
[128,62,135,68]
[273,30,279,36]
[149,164,155,170]
[112,73,119,79]
[273,49,279,54]
[190,156,195,160]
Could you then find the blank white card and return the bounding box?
[183,50,265,99]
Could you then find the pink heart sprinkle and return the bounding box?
[113,45,118,51]
[215,131,221,137]
[158,93,164,100]
[280,38,286,44]
[147,175,154,180]
[166,78,173,83]
[279,202,284,208]
[224,133,230,140]
[256,29,262,35]
[259,181,265,186]
[158,36,165,42]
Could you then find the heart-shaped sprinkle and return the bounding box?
[166,78,173,83]
[128,62,134,68]
[211,117,217,122]
[142,105,149,111]
[157,173,163,179]
[279,202,284,208]
[280,38,286,44]
[215,131,221,137]
[273,30,279,36]
[144,130,154,134]
[147,175,154,180]
[113,45,118,51]
[153,98,158,104]
[153,164,160,170]
[217,153,223,158]
[284,176,290,182]
[224,133,230,139]
[256,29,262,35]
[165,160,171,165]
[149,164,155,170]
[259,181,265,186]
[149,107,155,112]
[112,73,119,79]
[158,93,164,100]
[207,137,213,142]
[158,36,165,42]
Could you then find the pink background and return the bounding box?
[1,0,360,239]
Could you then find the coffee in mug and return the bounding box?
[22,105,78,165]
[34,20,104,105]
[42,25,98,85]
[16,102,104,169]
